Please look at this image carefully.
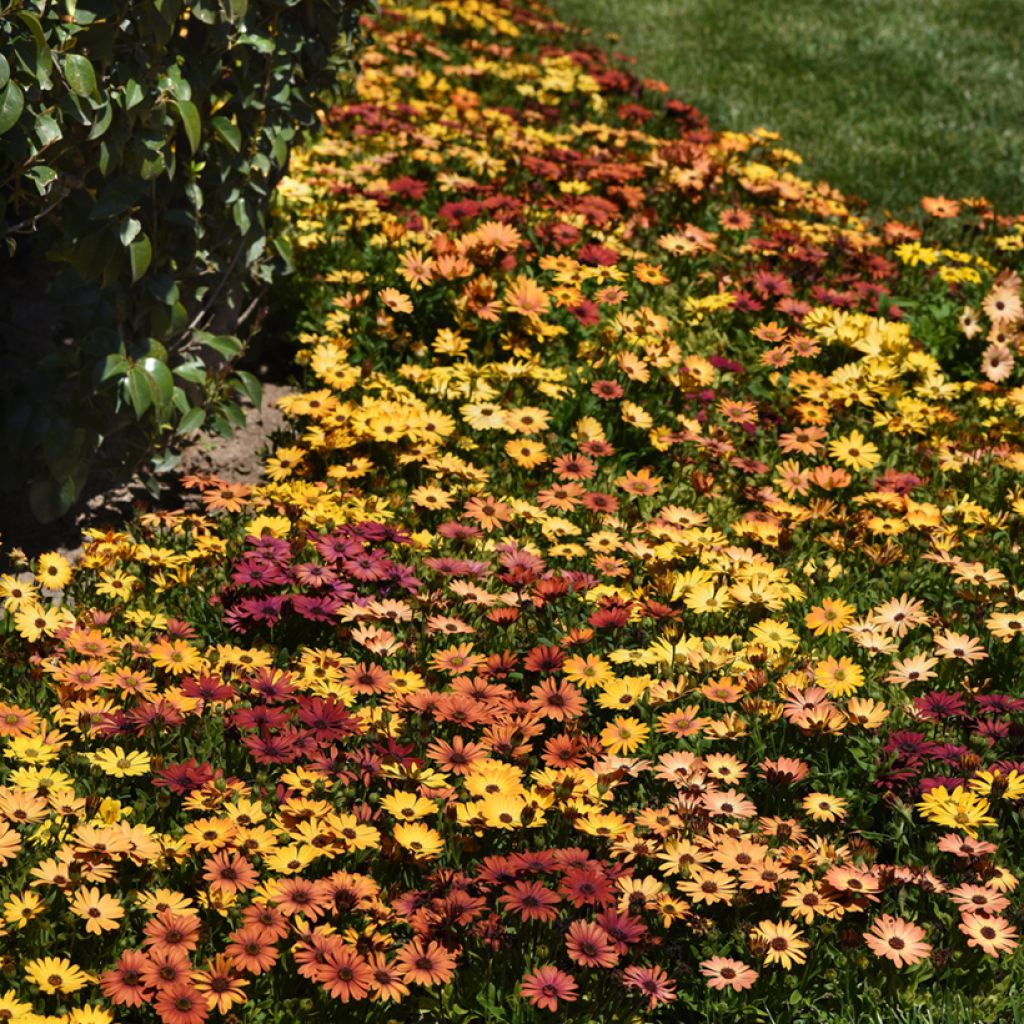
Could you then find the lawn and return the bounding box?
[551,0,1024,212]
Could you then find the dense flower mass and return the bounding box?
[2,1,1024,1021]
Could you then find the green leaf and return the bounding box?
[171,386,190,414]
[119,217,142,246]
[173,359,209,385]
[25,166,57,194]
[16,12,53,79]
[139,356,173,409]
[127,366,153,417]
[211,115,241,152]
[100,354,130,382]
[87,99,114,140]
[0,82,25,136]
[151,450,182,474]
[222,0,249,23]
[233,370,262,407]
[195,331,242,359]
[35,112,62,147]
[174,99,201,152]
[176,407,206,434]
[238,33,275,54]
[0,54,9,91]
[221,399,246,429]
[30,476,79,523]
[129,233,153,282]
[124,79,144,109]
[64,54,98,99]
[272,235,295,274]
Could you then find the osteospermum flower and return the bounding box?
[366,954,409,1003]
[192,954,249,1013]
[805,598,856,636]
[828,430,880,470]
[143,909,201,954]
[499,880,562,922]
[225,925,279,974]
[622,963,677,1007]
[394,939,457,987]
[599,715,650,755]
[25,957,93,995]
[916,785,997,836]
[959,913,1019,957]
[87,746,151,778]
[154,982,209,1024]
[99,950,151,1007]
[69,886,125,934]
[149,638,205,675]
[315,946,373,1002]
[753,920,809,969]
[393,822,445,859]
[37,552,73,590]
[864,915,932,967]
[520,965,578,1012]
[700,957,759,991]
[565,920,619,967]
[802,792,849,822]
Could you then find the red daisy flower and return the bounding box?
[499,880,561,922]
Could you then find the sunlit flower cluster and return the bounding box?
[2,1,1024,1021]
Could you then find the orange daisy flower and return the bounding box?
[959,913,1019,957]
[394,939,457,987]
[863,915,932,967]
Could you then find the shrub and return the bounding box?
[0,0,371,521]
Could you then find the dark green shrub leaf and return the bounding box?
[221,399,246,429]
[129,233,153,282]
[173,358,209,384]
[0,54,10,91]
[233,369,262,407]
[100,354,130,382]
[0,82,25,136]
[25,165,57,194]
[174,99,201,152]
[139,356,174,409]
[171,386,190,413]
[223,0,250,23]
[35,112,62,147]
[87,100,114,140]
[29,475,79,523]
[176,407,206,434]
[196,332,243,358]
[127,365,153,417]
[15,12,53,79]
[64,54,99,99]
[120,218,142,246]
[124,79,145,110]
[211,115,241,152]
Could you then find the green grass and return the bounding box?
[551,0,1024,213]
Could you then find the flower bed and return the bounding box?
[2,1,1024,1021]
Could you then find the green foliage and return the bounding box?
[0,0,373,521]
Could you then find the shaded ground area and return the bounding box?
[177,381,290,484]
[1,381,290,562]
